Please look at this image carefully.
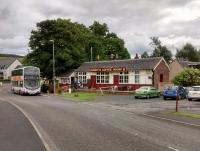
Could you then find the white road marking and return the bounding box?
[168,146,180,151]
[142,113,200,128]
[5,100,58,151]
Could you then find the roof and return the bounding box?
[58,69,75,77]
[177,59,200,68]
[76,57,164,72]
[0,58,19,70]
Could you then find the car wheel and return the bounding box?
[135,96,138,99]
[163,96,166,100]
[188,98,192,101]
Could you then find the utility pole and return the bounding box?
[91,47,93,62]
[50,40,55,94]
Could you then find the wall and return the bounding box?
[153,59,170,89]
[5,59,22,79]
[169,60,184,82]
[85,70,153,90]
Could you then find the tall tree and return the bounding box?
[23,19,130,79]
[89,21,108,36]
[141,51,149,58]
[150,37,172,63]
[176,43,200,62]
[134,53,139,59]
[24,19,91,79]
[87,21,130,60]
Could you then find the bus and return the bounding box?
[11,66,41,95]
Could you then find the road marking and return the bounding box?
[5,100,57,151]
[142,113,200,128]
[168,146,180,151]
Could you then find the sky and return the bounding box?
[0,0,200,57]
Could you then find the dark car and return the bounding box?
[163,86,187,100]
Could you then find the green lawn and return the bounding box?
[60,92,99,101]
[170,111,200,119]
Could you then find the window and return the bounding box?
[96,72,109,84]
[135,71,140,83]
[78,72,87,83]
[119,71,129,83]
[61,77,70,84]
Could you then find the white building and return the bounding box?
[0,58,22,80]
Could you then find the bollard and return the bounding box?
[69,88,72,94]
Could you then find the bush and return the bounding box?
[173,68,200,87]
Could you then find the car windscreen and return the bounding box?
[165,86,178,90]
[139,87,149,90]
[192,87,200,91]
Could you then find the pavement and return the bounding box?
[0,101,46,151]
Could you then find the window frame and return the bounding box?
[119,71,129,84]
[96,72,109,84]
[77,72,87,84]
[135,70,140,84]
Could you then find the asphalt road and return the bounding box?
[0,101,46,151]
[1,84,200,151]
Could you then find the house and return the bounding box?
[169,59,200,81]
[57,70,75,85]
[75,57,170,90]
[0,58,22,80]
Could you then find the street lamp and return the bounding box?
[50,40,55,94]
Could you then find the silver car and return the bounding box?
[188,86,200,101]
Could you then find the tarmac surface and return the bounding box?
[0,101,46,151]
[1,84,200,151]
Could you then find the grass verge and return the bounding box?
[60,92,99,101]
[169,111,200,119]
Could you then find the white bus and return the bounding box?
[11,66,41,95]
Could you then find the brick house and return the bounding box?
[75,57,169,90]
[169,59,200,81]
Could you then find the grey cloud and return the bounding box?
[0,0,200,56]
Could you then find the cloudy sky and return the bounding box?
[0,0,200,57]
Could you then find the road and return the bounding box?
[1,84,200,151]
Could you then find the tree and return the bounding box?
[23,19,91,79]
[150,37,172,63]
[176,43,200,62]
[141,51,149,58]
[134,53,139,59]
[172,68,200,87]
[23,19,130,79]
[87,21,130,60]
[89,21,108,36]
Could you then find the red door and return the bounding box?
[113,75,119,85]
[90,75,96,88]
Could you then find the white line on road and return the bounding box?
[5,100,57,151]
[168,146,180,151]
[142,113,200,128]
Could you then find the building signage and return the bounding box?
[11,76,23,81]
[90,67,127,72]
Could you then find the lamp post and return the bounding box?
[50,40,55,94]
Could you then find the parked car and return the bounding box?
[163,86,187,100]
[135,86,160,99]
[188,86,200,101]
